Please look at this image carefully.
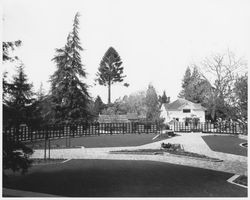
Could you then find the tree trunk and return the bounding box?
[108,82,111,104]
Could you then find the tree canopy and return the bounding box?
[49,12,91,124]
[145,84,162,122]
[179,51,247,122]
[4,64,35,127]
[96,47,126,104]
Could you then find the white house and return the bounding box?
[160,98,206,124]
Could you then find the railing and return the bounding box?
[173,122,247,135]
[3,122,161,142]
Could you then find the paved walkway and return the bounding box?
[31,133,248,176]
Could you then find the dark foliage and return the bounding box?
[145,84,162,122]
[2,40,21,62]
[3,65,35,127]
[3,41,34,177]
[3,136,33,174]
[96,47,126,104]
[49,12,91,124]
[93,95,106,116]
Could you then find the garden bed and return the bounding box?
[239,142,247,148]
[233,175,247,187]
[110,148,223,162]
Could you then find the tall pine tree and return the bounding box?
[2,43,33,178]
[50,12,91,124]
[5,64,34,127]
[96,47,126,104]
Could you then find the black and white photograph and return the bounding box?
[2,0,249,197]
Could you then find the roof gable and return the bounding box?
[163,98,206,111]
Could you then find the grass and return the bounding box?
[26,133,165,149]
[3,159,247,197]
[202,135,247,156]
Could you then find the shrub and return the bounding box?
[161,142,171,149]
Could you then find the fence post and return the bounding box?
[48,138,51,159]
[44,127,48,160]
[110,123,112,135]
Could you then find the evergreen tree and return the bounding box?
[5,64,34,127]
[93,95,105,116]
[50,12,91,124]
[179,66,211,104]
[96,47,126,104]
[37,82,46,100]
[3,40,21,62]
[3,40,22,103]
[159,90,169,105]
[3,72,11,104]
[179,67,192,98]
[3,64,34,179]
[30,83,47,127]
[162,91,168,103]
[145,84,161,122]
[230,73,248,123]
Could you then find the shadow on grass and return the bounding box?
[3,159,247,197]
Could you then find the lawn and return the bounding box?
[27,133,165,149]
[202,135,247,156]
[3,159,247,197]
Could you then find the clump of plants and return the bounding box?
[161,142,182,151]
[233,175,247,186]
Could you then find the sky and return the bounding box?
[2,0,250,103]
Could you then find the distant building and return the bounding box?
[160,98,206,123]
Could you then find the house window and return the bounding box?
[183,109,191,113]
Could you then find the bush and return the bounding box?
[161,142,182,151]
[161,142,171,149]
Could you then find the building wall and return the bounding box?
[163,110,205,123]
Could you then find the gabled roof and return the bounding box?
[162,98,206,111]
